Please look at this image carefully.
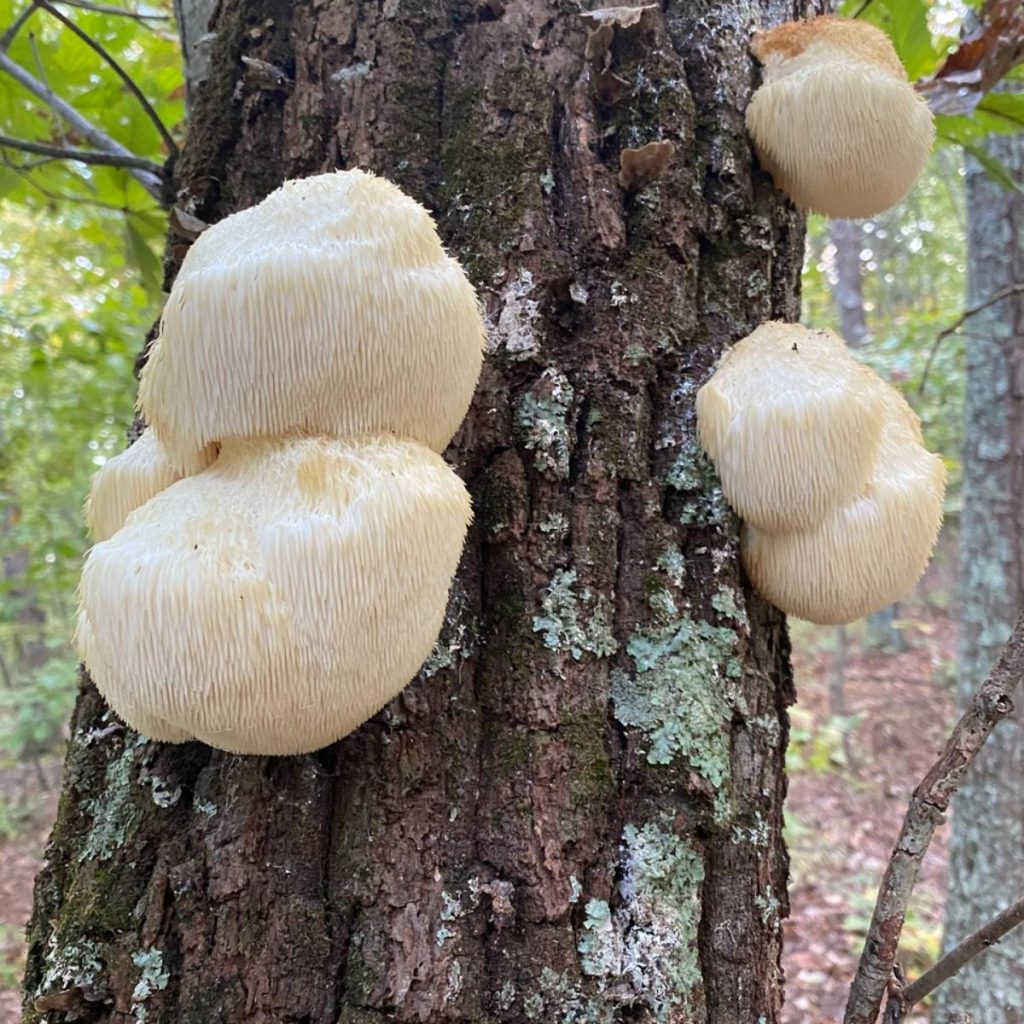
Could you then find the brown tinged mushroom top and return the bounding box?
[139,169,486,473]
[745,16,935,219]
[75,433,472,755]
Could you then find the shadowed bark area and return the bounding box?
[23,2,819,1021]
[937,133,1024,1024]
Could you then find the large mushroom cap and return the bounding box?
[741,416,946,625]
[745,16,935,219]
[76,434,472,755]
[139,170,485,471]
[696,322,886,532]
[85,428,216,542]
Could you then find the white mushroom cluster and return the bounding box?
[77,170,484,755]
[745,15,935,219]
[697,323,945,625]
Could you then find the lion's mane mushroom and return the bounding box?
[75,434,472,755]
[696,322,886,532]
[138,170,485,471]
[85,428,216,542]
[742,408,945,624]
[745,15,935,218]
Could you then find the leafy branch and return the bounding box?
[0,3,169,202]
[843,610,1024,1024]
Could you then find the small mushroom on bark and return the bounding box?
[139,169,485,471]
[745,15,935,218]
[76,435,472,755]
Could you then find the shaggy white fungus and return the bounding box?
[138,169,485,470]
[76,434,472,755]
[745,16,935,219]
[85,428,216,542]
[742,410,945,625]
[696,322,886,532]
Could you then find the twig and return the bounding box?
[0,2,39,53]
[883,894,1024,1022]
[851,0,877,18]
[0,49,164,199]
[35,0,177,154]
[843,609,1024,1024]
[54,0,171,22]
[918,282,1024,395]
[0,132,164,173]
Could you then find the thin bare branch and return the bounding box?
[0,133,164,173]
[54,0,171,23]
[0,2,39,53]
[918,282,1024,395]
[883,894,1024,1022]
[843,609,1024,1024]
[0,49,164,199]
[35,0,177,154]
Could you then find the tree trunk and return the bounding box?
[22,2,816,1021]
[936,134,1024,1024]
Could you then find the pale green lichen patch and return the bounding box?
[578,899,617,976]
[37,936,104,1004]
[533,569,618,660]
[573,822,705,1022]
[611,618,741,805]
[496,268,542,361]
[79,737,146,863]
[421,581,478,679]
[132,947,169,1002]
[514,368,575,478]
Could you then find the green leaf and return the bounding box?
[124,214,163,299]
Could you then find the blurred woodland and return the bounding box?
[0,0,1022,1022]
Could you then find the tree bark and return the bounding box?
[23,2,817,1021]
[936,133,1024,1024]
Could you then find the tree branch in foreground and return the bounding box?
[843,609,1024,1024]
[883,893,1024,1022]
[0,48,164,200]
[918,281,1024,395]
[0,133,164,174]
[54,0,171,22]
[36,0,177,155]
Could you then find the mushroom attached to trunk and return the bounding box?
[139,170,486,472]
[696,321,885,532]
[742,407,945,624]
[85,428,216,542]
[76,434,472,755]
[745,15,935,219]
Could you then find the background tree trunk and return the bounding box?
[936,133,1024,1024]
[23,2,818,1021]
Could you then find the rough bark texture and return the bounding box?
[936,134,1024,1024]
[23,2,819,1021]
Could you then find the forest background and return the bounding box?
[0,0,1021,1022]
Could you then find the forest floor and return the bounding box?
[0,608,958,1024]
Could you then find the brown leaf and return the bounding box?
[919,0,1024,115]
